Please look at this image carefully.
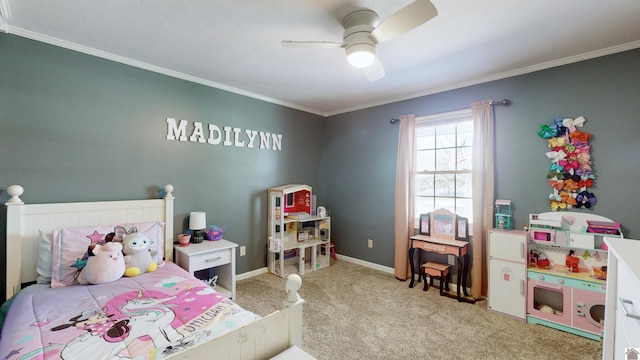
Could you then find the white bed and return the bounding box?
[2,184,305,359]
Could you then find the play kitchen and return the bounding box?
[525,212,622,340]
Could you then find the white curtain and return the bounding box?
[393,114,416,280]
[471,101,495,299]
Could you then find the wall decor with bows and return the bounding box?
[538,116,596,211]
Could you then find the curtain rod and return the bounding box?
[389,98,512,124]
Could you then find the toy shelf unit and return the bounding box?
[267,184,331,278]
[494,199,512,230]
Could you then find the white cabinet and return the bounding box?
[267,185,331,277]
[174,239,237,300]
[488,229,527,320]
[603,237,640,360]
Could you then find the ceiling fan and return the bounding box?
[281,0,438,81]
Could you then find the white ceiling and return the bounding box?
[2,0,640,116]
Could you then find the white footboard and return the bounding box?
[170,274,305,360]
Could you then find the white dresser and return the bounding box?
[602,237,640,359]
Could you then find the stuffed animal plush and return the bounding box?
[122,232,158,277]
[77,242,126,285]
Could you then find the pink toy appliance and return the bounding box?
[530,228,556,245]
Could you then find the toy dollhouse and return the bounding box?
[267,184,331,277]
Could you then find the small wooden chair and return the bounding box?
[421,262,450,296]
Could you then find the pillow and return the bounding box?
[36,230,54,284]
[51,221,165,288]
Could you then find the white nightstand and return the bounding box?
[174,239,238,300]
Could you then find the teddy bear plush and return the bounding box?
[77,242,126,285]
[122,232,158,277]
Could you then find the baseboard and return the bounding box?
[237,266,268,281]
[335,254,395,274]
[237,252,395,280]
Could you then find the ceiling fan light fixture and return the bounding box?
[346,43,375,69]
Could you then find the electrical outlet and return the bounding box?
[240,246,246,256]
[448,255,455,265]
[368,239,373,248]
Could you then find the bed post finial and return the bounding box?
[283,274,303,306]
[5,185,24,205]
[164,184,174,199]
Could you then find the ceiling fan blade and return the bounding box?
[281,40,344,48]
[370,0,438,44]
[364,58,385,82]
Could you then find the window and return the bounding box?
[414,109,473,226]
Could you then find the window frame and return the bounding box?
[414,109,473,232]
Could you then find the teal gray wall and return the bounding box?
[325,48,640,267]
[2,33,640,299]
[0,34,326,301]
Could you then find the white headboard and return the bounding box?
[4,184,175,299]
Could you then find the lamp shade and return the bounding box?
[189,211,207,230]
[346,43,375,69]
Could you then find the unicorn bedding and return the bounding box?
[0,262,259,359]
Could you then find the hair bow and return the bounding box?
[550,163,564,172]
[549,200,567,211]
[549,193,561,201]
[581,163,592,172]
[572,116,586,127]
[112,226,138,241]
[578,171,595,180]
[538,125,558,139]
[579,179,593,188]
[548,137,566,148]
[563,179,580,192]
[547,171,565,180]
[568,174,581,183]
[575,144,590,154]
[546,151,567,163]
[564,144,576,153]
[559,190,577,206]
[558,159,579,170]
[552,118,568,136]
[576,153,591,164]
[569,130,591,144]
[548,179,564,190]
[575,191,597,208]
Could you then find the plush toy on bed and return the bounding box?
[122,232,158,277]
[77,242,126,285]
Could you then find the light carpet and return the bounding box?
[235,260,602,360]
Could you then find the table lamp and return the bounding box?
[189,211,207,243]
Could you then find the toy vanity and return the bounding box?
[525,211,622,340]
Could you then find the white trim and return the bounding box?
[337,254,395,274]
[238,253,395,280]
[5,24,640,117]
[5,26,326,117]
[0,0,9,33]
[325,40,640,117]
[237,266,268,281]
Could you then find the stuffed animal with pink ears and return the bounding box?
[77,242,126,285]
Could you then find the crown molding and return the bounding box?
[7,26,327,117]
[6,22,640,118]
[0,0,9,33]
[326,40,640,116]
